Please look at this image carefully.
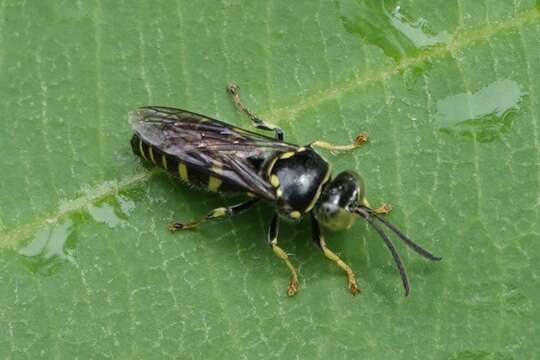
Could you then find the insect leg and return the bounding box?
[227,83,284,140]
[363,198,393,215]
[169,198,259,231]
[268,213,299,296]
[311,214,361,295]
[310,131,369,152]
[373,203,393,215]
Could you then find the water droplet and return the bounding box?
[87,203,123,228]
[435,79,525,142]
[87,195,135,228]
[117,195,136,214]
[18,219,77,273]
[338,0,450,64]
[16,192,139,273]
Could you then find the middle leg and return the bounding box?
[267,213,299,296]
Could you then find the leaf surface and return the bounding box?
[1,1,539,358]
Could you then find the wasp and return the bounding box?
[129,84,441,297]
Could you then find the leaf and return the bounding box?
[1,1,539,358]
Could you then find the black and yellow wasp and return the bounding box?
[129,84,441,297]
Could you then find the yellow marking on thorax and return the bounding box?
[148,146,157,165]
[208,176,223,192]
[178,162,189,182]
[304,165,332,213]
[279,151,295,160]
[266,158,278,177]
[270,174,280,188]
[290,211,302,219]
[276,188,283,198]
[161,155,168,170]
[138,138,148,161]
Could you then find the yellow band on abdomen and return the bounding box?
[178,162,188,182]
[208,176,223,192]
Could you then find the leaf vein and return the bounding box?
[263,7,540,122]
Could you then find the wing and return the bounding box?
[129,106,298,201]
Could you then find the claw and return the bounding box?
[348,278,361,296]
[169,222,198,232]
[168,223,183,232]
[227,82,239,95]
[354,131,369,146]
[287,277,299,297]
[374,203,393,215]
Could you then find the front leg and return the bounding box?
[310,132,368,152]
[362,198,393,215]
[311,214,360,295]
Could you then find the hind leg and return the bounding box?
[227,83,284,140]
[169,198,259,231]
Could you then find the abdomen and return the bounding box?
[130,134,243,193]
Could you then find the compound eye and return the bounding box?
[352,173,365,203]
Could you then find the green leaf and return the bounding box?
[1,1,539,358]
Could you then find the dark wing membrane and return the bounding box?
[129,106,298,201]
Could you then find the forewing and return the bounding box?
[129,106,297,200]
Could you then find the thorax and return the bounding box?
[266,148,331,220]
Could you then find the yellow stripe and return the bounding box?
[208,176,223,192]
[138,138,148,161]
[290,211,302,219]
[270,175,280,188]
[161,155,168,170]
[304,164,332,213]
[178,162,188,182]
[266,156,279,177]
[280,151,295,160]
[148,146,157,165]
